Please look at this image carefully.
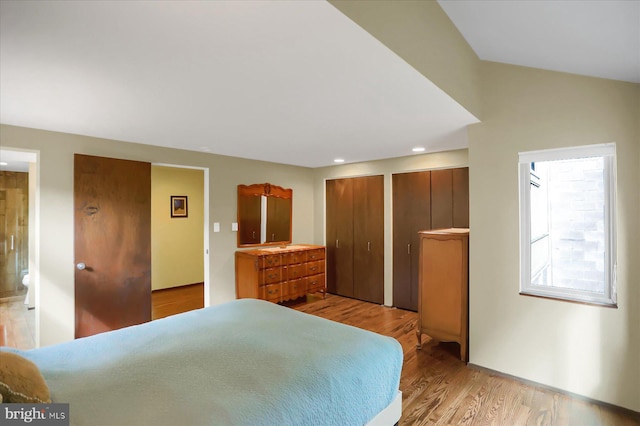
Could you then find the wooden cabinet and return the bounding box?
[326,176,384,304]
[235,245,326,303]
[416,228,469,362]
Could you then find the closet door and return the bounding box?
[392,171,431,311]
[353,175,384,304]
[453,167,470,228]
[325,178,354,297]
[431,169,454,229]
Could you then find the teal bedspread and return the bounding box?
[7,299,403,426]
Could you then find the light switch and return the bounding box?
[231,222,238,231]
[213,222,220,232]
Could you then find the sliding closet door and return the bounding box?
[431,169,454,229]
[353,175,384,304]
[326,178,354,297]
[326,175,383,304]
[453,167,470,228]
[392,171,431,311]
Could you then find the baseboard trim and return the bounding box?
[152,282,204,293]
[467,363,640,420]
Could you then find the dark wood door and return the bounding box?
[392,171,431,311]
[325,178,354,297]
[353,175,384,304]
[74,154,151,338]
[431,169,454,229]
[453,167,470,228]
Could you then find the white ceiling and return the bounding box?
[0,0,477,169]
[1,1,637,171]
[438,0,640,84]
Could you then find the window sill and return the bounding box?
[519,291,618,308]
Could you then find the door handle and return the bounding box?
[10,235,14,251]
[76,262,86,271]
[336,239,339,249]
[408,243,411,255]
[368,241,371,252]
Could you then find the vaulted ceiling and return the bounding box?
[1,1,637,171]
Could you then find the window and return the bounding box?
[518,143,617,306]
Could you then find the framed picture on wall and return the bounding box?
[171,195,188,218]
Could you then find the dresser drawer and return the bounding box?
[307,274,325,293]
[261,255,282,269]
[286,251,307,265]
[261,267,282,285]
[306,260,325,276]
[236,246,326,303]
[287,278,306,299]
[306,249,325,262]
[261,284,281,302]
[286,264,305,280]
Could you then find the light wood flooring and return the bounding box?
[0,297,35,349]
[2,287,638,425]
[292,294,639,426]
[151,282,204,320]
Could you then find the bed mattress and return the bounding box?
[8,299,403,426]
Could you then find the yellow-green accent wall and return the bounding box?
[151,166,204,291]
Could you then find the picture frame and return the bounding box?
[171,195,188,218]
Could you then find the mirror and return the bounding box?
[237,183,292,247]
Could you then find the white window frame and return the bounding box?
[518,143,617,307]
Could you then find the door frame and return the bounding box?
[153,163,210,307]
[0,147,40,344]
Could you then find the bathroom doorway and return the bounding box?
[0,148,37,349]
[0,170,28,299]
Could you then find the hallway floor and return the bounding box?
[0,297,35,349]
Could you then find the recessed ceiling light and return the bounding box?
[412,147,425,153]
[0,162,8,166]
[334,158,345,163]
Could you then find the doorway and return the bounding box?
[73,156,210,338]
[150,164,208,318]
[0,170,28,299]
[0,148,38,349]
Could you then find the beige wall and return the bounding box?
[312,149,469,306]
[468,62,640,411]
[151,166,204,291]
[0,124,316,347]
[329,0,481,118]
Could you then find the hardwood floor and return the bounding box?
[0,297,35,349]
[0,283,205,348]
[151,282,204,320]
[292,294,638,426]
[2,289,638,425]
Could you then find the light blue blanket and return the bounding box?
[6,299,402,426]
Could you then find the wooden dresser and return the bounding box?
[235,244,326,303]
[416,228,469,362]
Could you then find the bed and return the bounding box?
[3,299,403,425]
